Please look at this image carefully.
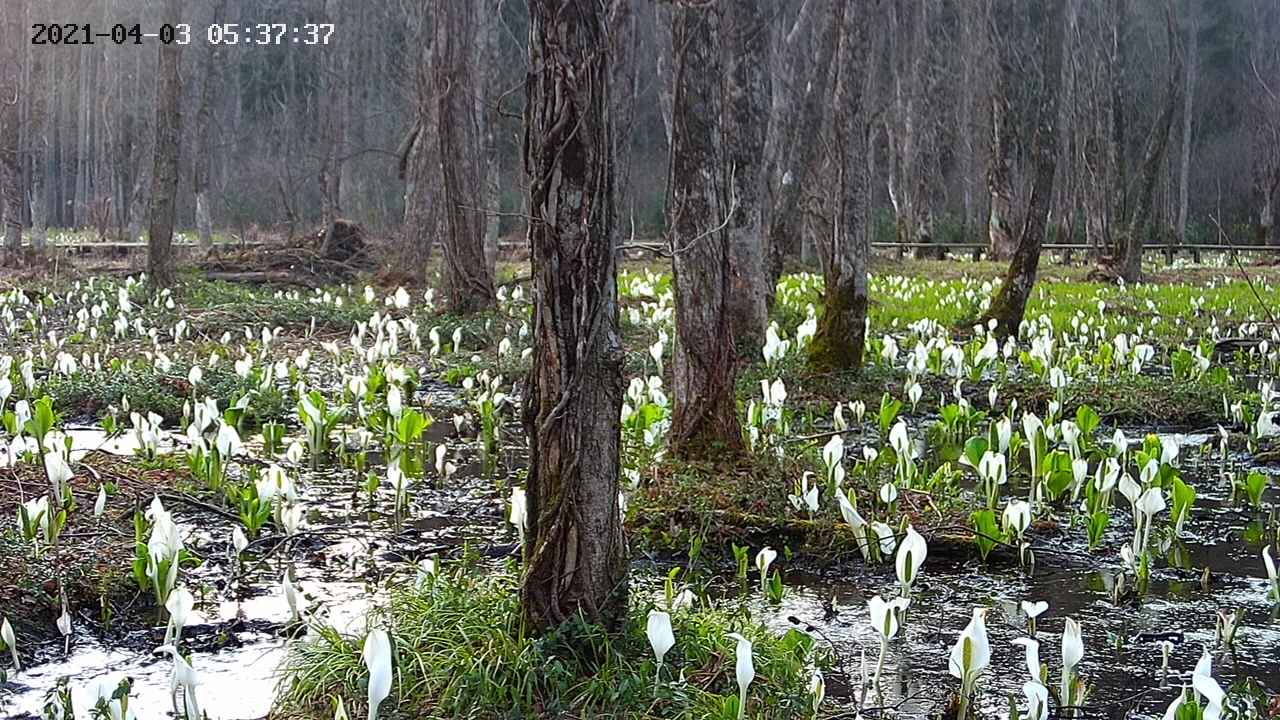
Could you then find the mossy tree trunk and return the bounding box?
[722,0,771,352]
[667,3,744,458]
[436,0,496,314]
[520,0,628,634]
[147,0,183,289]
[808,0,870,373]
[983,0,1068,337]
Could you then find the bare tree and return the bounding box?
[435,1,496,313]
[667,2,743,457]
[147,0,184,288]
[26,0,49,253]
[400,5,443,280]
[763,0,841,293]
[521,0,628,633]
[0,0,23,255]
[194,0,226,252]
[1176,1,1198,249]
[982,0,1069,336]
[1247,0,1280,245]
[808,0,872,371]
[721,0,771,350]
[1112,5,1181,281]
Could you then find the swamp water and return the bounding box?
[3,423,1278,718]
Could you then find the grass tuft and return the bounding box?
[278,559,828,719]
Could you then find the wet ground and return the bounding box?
[2,409,1278,718]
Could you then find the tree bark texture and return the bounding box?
[147,0,183,288]
[721,0,771,352]
[520,0,628,634]
[808,0,871,373]
[983,0,1068,337]
[400,9,441,280]
[667,2,744,458]
[435,0,496,314]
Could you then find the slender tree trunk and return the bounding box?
[1117,4,1181,283]
[1176,3,1197,248]
[194,0,225,252]
[983,0,1068,337]
[667,3,743,458]
[0,0,23,255]
[436,1,496,314]
[318,0,346,248]
[808,0,871,372]
[521,0,627,634]
[147,0,184,288]
[28,8,47,253]
[764,0,841,294]
[722,0,771,352]
[478,0,503,266]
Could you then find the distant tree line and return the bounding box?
[1,0,1277,269]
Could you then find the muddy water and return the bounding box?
[744,440,1279,717]
[4,403,519,718]
[4,418,1277,718]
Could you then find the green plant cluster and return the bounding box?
[279,560,828,720]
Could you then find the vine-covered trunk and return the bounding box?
[809,0,868,373]
[668,3,743,457]
[722,0,771,352]
[435,1,496,314]
[520,0,628,634]
[984,0,1068,336]
[147,0,183,289]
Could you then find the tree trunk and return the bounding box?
[1116,4,1181,283]
[987,94,1017,261]
[318,0,346,248]
[721,0,771,352]
[28,17,48,253]
[1176,3,1197,248]
[808,0,871,373]
[983,0,1068,337]
[147,0,184,288]
[667,3,743,458]
[521,0,628,634]
[194,0,225,252]
[401,8,440,281]
[764,0,842,301]
[478,0,503,267]
[0,0,22,255]
[435,0,496,314]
